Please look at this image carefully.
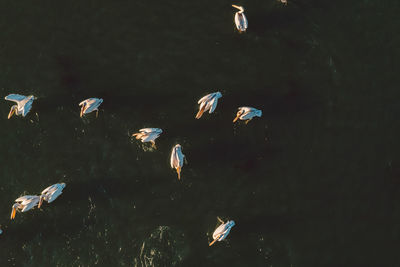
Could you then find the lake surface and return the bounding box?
[0,0,399,266]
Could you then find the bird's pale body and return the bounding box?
[233,106,262,123]
[79,98,103,117]
[196,92,222,119]
[39,183,66,208]
[132,128,163,146]
[232,5,248,32]
[170,144,186,180]
[11,195,40,219]
[5,94,35,119]
[212,220,235,241]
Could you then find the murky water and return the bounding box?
[0,0,399,266]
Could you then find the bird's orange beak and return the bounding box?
[233,115,240,123]
[209,234,221,246]
[176,167,181,180]
[38,196,43,209]
[80,104,86,118]
[209,238,218,246]
[10,207,16,220]
[8,107,15,119]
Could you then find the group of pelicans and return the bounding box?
[3,4,269,246]
[5,92,262,182]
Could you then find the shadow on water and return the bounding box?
[56,55,82,90]
[250,7,305,34]
[225,80,320,116]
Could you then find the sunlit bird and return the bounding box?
[5,94,35,119]
[10,195,40,220]
[132,128,163,148]
[209,217,236,246]
[233,106,262,124]
[232,5,248,33]
[170,144,186,180]
[196,92,222,119]
[38,183,66,208]
[79,98,103,117]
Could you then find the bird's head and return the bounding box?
[38,195,45,209]
[80,102,87,117]
[232,5,244,12]
[10,204,19,220]
[8,105,17,119]
[233,108,244,123]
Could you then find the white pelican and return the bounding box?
[232,5,248,33]
[209,217,236,246]
[5,94,35,119]
[233,106,262,124]
[170,144,186,180]
[79,98,103,117]
[196,92,222,119]
[38,183,66,208]
[10,195,40,220]
[132,128,163,148]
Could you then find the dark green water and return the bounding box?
[1,0,399,266]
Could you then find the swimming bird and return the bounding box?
[132,128,163,148]
[233,106,262,124]
[170,144,186,180]
[79,98,103,117]
[5,94,35,119]
[196,92,222,119]
[10,195,40,220]
[209,217,235,246]
[232,5,248,33]
[38,183,66,208]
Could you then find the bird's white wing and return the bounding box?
[199,101,207,112]
[234,13,241,29]
[15,195,36,203]
[84,98,103,114]
[209,98,219,113]
[197,93,213,104]
[141,133,156,142]
[241,111,253,120]
[170,148,178,168]
[47,190,63,203]
[41,184,56,194]
[177,151,185,167]
[5,94,27,103]
[241,13,248,28]
[21,198,39,212]
[239,107,251,113]
[79,100,86,106]
[139,128,157,133]
[22,99,33,117]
